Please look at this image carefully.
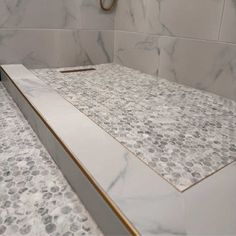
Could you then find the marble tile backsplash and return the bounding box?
[0,0,114,30]
[0,0,114,68]
[114,0,236,101]
[114,31,160,76]
[115,0,224,40]
[1,0,236,100]
[0,29,114,69]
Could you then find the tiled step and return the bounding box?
[0,64,182,235]
[0,83,102,236]
[0,65,136,235]
[1,64,236,236]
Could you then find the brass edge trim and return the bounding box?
[0,66,139,236]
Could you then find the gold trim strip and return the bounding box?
[0,66,140,236]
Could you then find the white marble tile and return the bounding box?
[2,64,185,235]
[0,0,79,29]
[78,30,114,65]
[115,0,162,35]
[220,0,236,43]
[114,31,160,75]
[158,0,224,40]
[79,0,114,30]
[183,162,236,235]
[159,36,236,101]
[0,29,113,69]
[115,0,224,40]
[0,0,114,30]
[1,72,129,235]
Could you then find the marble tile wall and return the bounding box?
[0,0,114,68]
[114,0,236,101]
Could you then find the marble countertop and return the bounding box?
[0,83,102,236]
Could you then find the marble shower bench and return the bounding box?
[1,64,236,236]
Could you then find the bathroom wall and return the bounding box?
[0,0,114,68]
[114,0,236,101]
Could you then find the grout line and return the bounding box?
[113,30,117,63]
[0,28,114,32]
[218,0,226,41]
[114,29,236,46]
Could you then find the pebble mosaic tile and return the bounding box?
[32,64,236,191]
[0,83,102,236]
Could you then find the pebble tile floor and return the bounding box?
[32,64,236,191]
[0,83,102,236]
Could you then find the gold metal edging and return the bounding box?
[0,66,140,236]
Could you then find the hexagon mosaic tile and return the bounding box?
[0,83,102,236]
[32,64,236,191]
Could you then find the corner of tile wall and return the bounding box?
[114,31,160,76]
[0,0,115,68]
[114,0,236,101]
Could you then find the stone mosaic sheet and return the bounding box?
[32,64,236,191]
[0,83,102,236]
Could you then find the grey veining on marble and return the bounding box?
[115,0,224,40]
[32,63,236,192]
[2,64,186,235]
[114,31,160,76]
[0,0,114,69]
[0,82,102,236]
[113,0,236,103]
[114,32,236,101]
[159,36,236,101]
[0,29,113,69]
[220,0,236,43]
[0,0,114,30]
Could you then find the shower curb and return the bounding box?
[0,65,136,236]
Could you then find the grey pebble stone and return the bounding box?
[45,223,56,233]
[19,225,31,235]
[0,225,6,234]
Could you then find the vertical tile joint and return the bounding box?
[218,0,226,41]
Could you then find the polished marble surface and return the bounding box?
[115,0,224,40]
[114,31,160,76]
[113,0,236,103]
[2,64,185,235]
[0,0,114,30]
[2,63,236,235]
[159,36,236,101]
[0,83,102,236]
[0,29,113,69]
[219,0,236,43]
[32,63,236,192]
[0,0,114,68]
[183,161,236,235]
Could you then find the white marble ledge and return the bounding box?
[1,64,184,235]
[2,64,236,236]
